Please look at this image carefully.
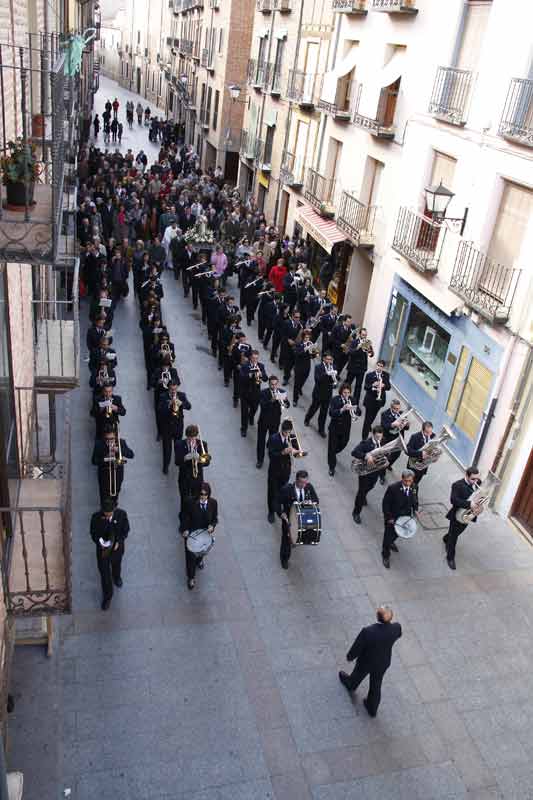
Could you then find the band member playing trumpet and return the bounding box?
[88,333,117,373]
[231,333,253,408]
[280,310,303,385]
[406,421,435,486]
[278,470,319,569]
[89,358,116,397]
[379,399,411,485]
[152,355,181,438]
[256,376,290,469]
[90,497,130,610]
[293,330,318,407]
[175,424,210,514]
[443,467,481,570]
[345,327,373,415]
[86,312,111,353]
[158,383,192,474]
[362,360,391,440]
[180,482,218,590]
[304,353,337,438]
[239,350,268,437]
[92,425,135,506]
[267,419,294,523]
[351,426,384,525]
[381,470,418,569]
[91,385,127,440]
[330,315,354,374]
[327,383,356,477]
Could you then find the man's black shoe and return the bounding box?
[329,469,335,477]
[382,556,390,569]
[355,406,362,417]
[256,461,263,469]
[379,474,386,485]
[318,430,327,439]
[224,381,229,387]
[293,401,298,407]
[352,513,361,525]
[162,467,168,475]
[338,671,353,692]
[101,598,111,611]
[390,543,399,553]
[268,512,275,523]
[241,430,246,437]
[304,419,310,427]
[363,699,376,718]
[197,559,204,570]
[233,399,238,408]
[447,558,456,570]
[280,560,289,570]
[187,579,195,590]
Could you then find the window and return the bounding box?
[273,38,285,76]
[455,1,492,71]
[264,126,275,164]
[446,348,492,439]
[487,181,533,268]
[361,157,384,208]
[325,138,342,184]
[137,30,141,45]
[258,36,267,66]
[206,86,212,127]
[218,29,223,54]
[399,305,450,399]
[213,89,219,131]
[430,151,456,191]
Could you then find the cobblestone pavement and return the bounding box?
[7,78,533,800]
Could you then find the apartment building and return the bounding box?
[99,11,126,83]
[0,0,86,764]
[242,0,533,534]
[117,0,170,109]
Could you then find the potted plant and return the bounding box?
[1,139,39,208]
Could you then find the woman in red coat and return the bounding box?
[268,258,287,294]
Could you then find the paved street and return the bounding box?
[7,78,533,800]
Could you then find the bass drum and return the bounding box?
[288,502,322,546]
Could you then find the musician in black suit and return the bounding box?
[86,313,110,353]
[158,383,192,474]
[239,351,268,437]
[180,482,218,589]
[278,470,319,569]
[381,470,418,568]
[257,285,274,342]
[444,467,481,570]
[406,422,435,486]
[256,377,290,469]
[261,294,280,350]
[175,424,210,512]
[330,315,354,374]
[92,426,135,507]
[361,360,391,439]
[91,385,126,439]
[280,310,303,385]
[379,399,410,484]
[152,356,181,438]
[327,383,355,477]
[270,304,289,365]
[178,242,196,297]
[267,419,294,523]
[351,426,384,524]
[89,359,116,397]
[346,328,374,414]
[292,330,317,407]
[339,606,402,717]
[88,335,117,372]
[90,498,130,610]
[316,306,337,354]
[304,353,337,438]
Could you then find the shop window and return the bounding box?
[446,349,492,440]
[398,304,450,399]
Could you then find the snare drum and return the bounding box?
[186,528,214,557]
[394,515,417,539]
[288,502,322,546]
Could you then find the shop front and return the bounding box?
[294,204,351,305]
[380,276,502,466]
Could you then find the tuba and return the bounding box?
[351,436,407,476]
[455,473,499,524]
[408,425,455,471]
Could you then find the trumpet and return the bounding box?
[96,366,109,386]
[104,400,113,418]
[170,395,182,416]
[160,368,171,388]
[249,365,262,384]
[344,401,358,421]
[375,374,384,402]
[325,363,338,386]
[272,388,290,409]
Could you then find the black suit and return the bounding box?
[175,437,210,510]
[239,361,268,434]
[346,341,370,407]
[90,507,130,604]
[181,497,218,580]
[444,478,479,560]
[406,431,435,485]
[278,482,319,565]
[305,363,337,435]
[92,438,134,506]
[362,370,391,439]
[382,481,418,559]
[91,394,126,439]
[352,438,381,515]
[267,432,292,514]
[380,408,409,473]
[327,395,354,473]
[280,319,302,382]
[158,392,192,471]
[256,388,289,466]
[292,343,314,404]
[344,620,402,715]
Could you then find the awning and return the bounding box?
[358,48,405,118]
[296,206,347,254]
[322,45,359,104]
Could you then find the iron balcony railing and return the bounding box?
[499,77,533,146]
[319,79,355,120]
[280,150,305,187]
[352,82,398,139]
[0,390,72,616]
[428,67,473,126]
[257,0,273,11]
[287,69,319,107]
[337,192,377,247]
[304,168,336,214]
[333,0,367,12]
[0,34,73,265]
[209,0,220,8]
[181,39,193,55]
[199,107,210,128]
[265,63,282,95]
[273,0,292,10]
[450,241,521,324]
[248,58,267,89]
[222,127,241,152]
[240,130,260,160]
[372,0,418,12]
[392,207,444,273]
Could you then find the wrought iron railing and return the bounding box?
[392,207,444,273]
[257,0,273,10]
[304,168,336,213]
[223,128,241,152]
[0,34,73,265]
[428,67,473,126]
[319,79,355,119]
[337,192,377,246]
[273,0,292,10]
[450,241,521,323]
[181,39,193,55]
[248,58,267,89]
[287,69,319,106]
[372,0,417,11]
[0,391,72,616]
[280,150,305,187]
[240,130,260,160]
[352,83,398,138]
[333,0,367,12]
[499,77,533,146]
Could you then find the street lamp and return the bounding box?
[228,84,241,101]
[424,180,469,235]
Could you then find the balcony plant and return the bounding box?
[1,139,39,208]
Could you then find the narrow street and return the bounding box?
[8,78,533,800]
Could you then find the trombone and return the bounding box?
[286,420,308,458]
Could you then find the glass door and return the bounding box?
[380,289,408,370]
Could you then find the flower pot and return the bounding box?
[5,181,35,209]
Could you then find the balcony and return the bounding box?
[287,70,319,108]
[372,0,417,13]
[192,41,201,60]
[201,48,214,70]
[280,150,305,188]
[450,241,521,324]
[257,0,273,11]
[199,108,210,129]
[352,82,398,139]
[337,192,377,247]
[173,0,183,12]
[304,168,336,217]
[273,0,292,10]
[209,0,220,8]
[319,79,355,122]
[392,207,444,273]
[240,130,260,161]
[1,390,72,616]
[333,0,367,13]
[180,39,193,55]
[0,34,72,265]
[428,67,473,126]
[257,139,273,171]
[499,77,533,147]
[247,59,267,90]
[223,128,241,152]
[265,63,282,96]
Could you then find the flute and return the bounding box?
[244,276,262,289]
[185,261,207,272]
